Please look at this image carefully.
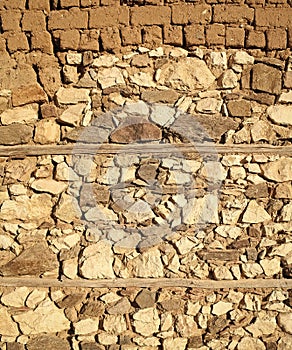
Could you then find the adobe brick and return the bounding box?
[288,27,292,48]
[1,0,26,10]
[22,11,46,31]
[100,27,121,52]
[164,25,183,46]
[59,29,80,50]
[184,25,205,46]
[60,0,80,7]
[172,4,211,25]
[31,31,54,53]
[121,27,142,46]
[246,30,265,48]
[80,0,99,6]
[284,72,292,89]
[28,0,50,12]
[48,8,88,30]
[0,10,22,31]
[145,0,164,4]
[131,6,171,26]
[79,30,99,51]
[266,29,287,50]
[100,0,120,5]
[7,32,29,53]
[89,7,129,28]
[206,24,225,46]
[255,8,292,27]
[142,26,163,48]
[226,27,245,48]
[213,5,254,24]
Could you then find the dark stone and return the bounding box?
[159,298,184,311]
[246,247,258,261]
[80,301,105,317]
[135,290,156,308]
[57,293,86,308]
[207,315,228,334]
[141,89,180,104]
[230,239,250,249]
[80,343,105,350]
[0,242,58,276]
[246,183,269,198]
[6,344,24,350]
[26,335,70,350]
[188,335,203,348]
[197,250,239,261]
[252,63,282,95]
[107,297,131,315]
[266,342,277,350]
[0,124,33,145]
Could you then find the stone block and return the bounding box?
[266,28,287,50]
[164,25,183,46]
[206,24,225,46]
[226,27,245,47]
[121,27,142,46]
[252,64,282,95]
[131,6,171,25]
[184,25,205,46]
[171,4,211,24]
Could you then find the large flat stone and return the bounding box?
[267,105,292,126]
[0,124,33,145]
[252,64,281,95]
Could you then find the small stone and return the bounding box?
[251,120,275,142]
[67,53,82,64]
[34,119,60,144]
[232,51,254,65]
[135,290,156,309]
[237,337,265,350]
[54,193,82,223]
[92,55,119,68]
[130,249,164,278]
[14,298,70,335]
[260,258,281,277]
[176,315,198,337]
[103,315,127,334]
[133,308,160,336]
[227,100,251,117]
[163,338,188,350]
[245,316,277,337]
[196,98,222,114]
[241,262,263,278]
[213,266,233,280]
[26,335,70,350]
[31,179,66,195]
[12,83,47,106]
[56,87,90,105]
[74,318,99,335]
[0,307,19,337]
[279,91,292,103]
[79,241,115,279]
[58,104,86,126]
[97,67,125,89]
[267,105,292,126]
[63,65,79,84]
[212,301,233,316]
[0,242,58,276]
[107,297,131,314]
[261,158,292,182]
[129,72,155,87]
[0,103,38,125]
[275,183,292,199]
[218,70,238,88]
[280,202,292,221]
[278,313,292,335]
[242,200,271,223]
[150,104,175,126]
[1,287,30,307]
[98,333,117,345]
[252,64,281,95]
[0,124,33,145]
[175,237,194,255]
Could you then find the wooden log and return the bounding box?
[0,277,291,289]
[0,143,291,158]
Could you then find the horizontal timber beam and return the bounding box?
[0,277,292,289]
[0,143,291,158]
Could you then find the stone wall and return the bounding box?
[0,1,292,349]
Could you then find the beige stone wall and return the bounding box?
[0,1,292,349]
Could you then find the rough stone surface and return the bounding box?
[267,105,292,126]
[261,158,292,182]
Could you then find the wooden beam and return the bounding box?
[0,143,291,158]
[0,277,292,289]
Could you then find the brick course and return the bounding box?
[171,4,212,25]
[131,6,171,26]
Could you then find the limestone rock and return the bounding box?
[0,307,19,337]
[212,301,233,315]
[54,193,82,223]
[0,242,58,276]
[130,249,164,277]
[260,258,281,277]
[280,202,292,222]
[129,72,155,87]
[277,313,292,334]
[163,338,188,350]
[0,103,38,125]
[12,83,47,106]
[275,182,292,199]
[242,262,263,278]
[56,87,90,105]
[13,298,70,335]
[158,57,215,91]
[252,64,281,95]
[26,335,71,350]
[176,314,198,337]
[80,241,115,279]
[58,103,86,126]
[267,105,292,126]
[242,200,271,223]
[279,90,292,103]
[1,287,30,307]
[31,179,67,195]
[218,70,238,89]
[141,89,179,104]
[196,98,222,114]
[0,194,53,224]
[0,124,33,145]
[133,308,160,336]
[107,297,131,314]
[237,337,265,350]
[74,318,99,334]
[97,67,125,89]
[84,206,118,222]
[261,158,292,182]
[232,51,254,65]
[182,195,219,225]
[251,120,275,142]
[103,315,127,334]
[213,266,233,280]
[92,55,119,68]
[150,104,175,126]
[34,119,60,144]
